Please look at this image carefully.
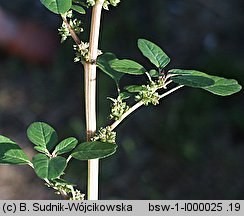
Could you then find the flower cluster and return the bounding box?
[58,11,83,43]
[74,42,102,63]
[135,82,161,106]
[87,0,121,10]
[46,180,85,200]
[73,42,90,62]
[86,0,95,6]
[108,96,129,120]
[72,190,85,200]
[92,126,116,143]
[103,0,121,10]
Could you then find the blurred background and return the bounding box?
[0,0,243,199]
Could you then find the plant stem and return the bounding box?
[85,0,105,200]
[67,155,72,163]
[159,85,184,99]
[110,101,144,131]
[110,85,184,131]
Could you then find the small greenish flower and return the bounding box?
[92,126,116,144]
[108,96,129,120]
[72,190,85,200]
[86,0,120,10]
[103,0,121,10]
[110,0,121,7]
[74,42,102,63]
[135,82,161,106]
[46,180,85,200]
[74,42,90,62]
[70,19,83,34]
[157,77,166,88]
[103,1,110,10]
[58,22,70,43]
[58,11,83,43]
[87,0,95,7]
[66,10,73,18]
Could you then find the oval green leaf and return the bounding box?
[204,77,242,96]
[0,135,30,165]
[171,75,215,88]
[119,92,132,100]
[110,59,147,75]
[32,154,67,179]
[97,53,124,84]
[149,69,161,77]
[71,5,86,14]
[53,137,78,155]
[169,69,242,96]
[71,141,117,161]
[27,122,58,151]
[138,39,170,69]
[34,146,49,154]
[40,0,72,14]
[124,85,147,93]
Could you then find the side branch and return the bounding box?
[159,85,184,99]
[110,101,144,131]
[61,14,81,45]
[110,85,184,131]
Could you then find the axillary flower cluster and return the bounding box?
[92,71,172,145]
[135,79,166,106]
[87,0,121,9]
[92,126,117,144]
[59,1,120,63]
[58,11,83,43]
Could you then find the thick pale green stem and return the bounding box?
[85,0,104,200]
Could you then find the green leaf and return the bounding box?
[34,146,49,154]
[171,75,215,88]
[204,77,242,96]
[71,141,117,160]
[138,39,170,69]
[149,69,161,77]
[32,154,67,179]
[53,137,78,155]
[119,92,132,100]
[72,0,88,8]
[124,85,146,93]
[97,53,124,84]
[110,59,147,75]
[0,135,30,165]
[71,5,86,14]
[170,69,242,96]
[52,178,76,186]
[169,69,207,76]
[27,122,58,151]
[40,0,72,14]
